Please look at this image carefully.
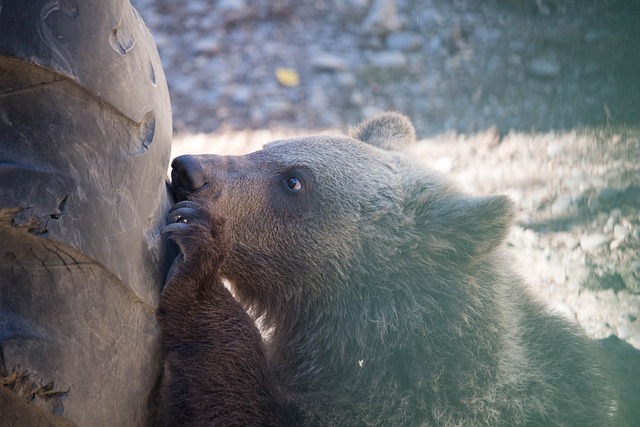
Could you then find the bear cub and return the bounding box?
[158,113,621,426]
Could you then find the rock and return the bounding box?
[263,98,292,118]
[229,85,252,104]
[605,214,619,233]
[579,233,611,251]
[218,0,254,24]
[547,144,564,159]
[369,51,407,69]
[350,91,365,106]
[385,32,423,51]
[362,0,401,36]
[192,37,221,55]
[620,313,638,323]
[571,192,584,208]
[529,58,561,78]
[551,194,573,215]
[335,72,357,88]
[250,108,266,127]
[475,26,501,43]
[617,325,633,340]
[610,239,622,250]
[613,224,630,241]
[546,142,564,158]
[310,53,349,71]
[587,194,601,213]
[185,1,208,14]
[170,74,197,95]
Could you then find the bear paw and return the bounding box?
[162,200,227,269]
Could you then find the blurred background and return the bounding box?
[131,0,639,136]
[131,0,640,348]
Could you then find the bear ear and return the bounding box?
[349,112,416,151]
[420,194,515,264]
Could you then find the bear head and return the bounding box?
[169,113,514,327]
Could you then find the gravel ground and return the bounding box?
[131,0,640,349]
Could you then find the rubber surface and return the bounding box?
[0,1,172,425]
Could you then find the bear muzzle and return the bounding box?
[171,154,208,201]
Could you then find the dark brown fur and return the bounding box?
[158,113,623,426]
[158,210,292,425]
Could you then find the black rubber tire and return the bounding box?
[0,1,172,425]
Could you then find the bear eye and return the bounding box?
[284,176,302,192]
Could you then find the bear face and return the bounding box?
[173,140,395,290]
[170,114,513,329]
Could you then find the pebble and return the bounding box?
[609,239,622,250]
[628,336,640,350]
[217,0,253,24]
[546,142,564,158]
[570,192,584,207]
[333,72,354,89]
[368,51,407,69]
[262,99,292,118]
[385,32,423,51]
[529,58,561,78]
[613,224,629,241]
[474,27,501,44]
[170,75,197,94]
[509,40,526,51]
[563,171,585,190]
[362,0,401,36]
[550,194,573,215]
[617,325,633,340]
[310,53,349,72]
[350,91,365,106]
[579,233,611,251]
[228,85,252,104]
[620,313,638,323]
[192,38,221,55]
[184,1,208,14]
[587,194,600,213]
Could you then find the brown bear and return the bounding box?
[158,113,622,426]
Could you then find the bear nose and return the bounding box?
[171,155,207,193]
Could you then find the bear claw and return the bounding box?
[167,201,203,225]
